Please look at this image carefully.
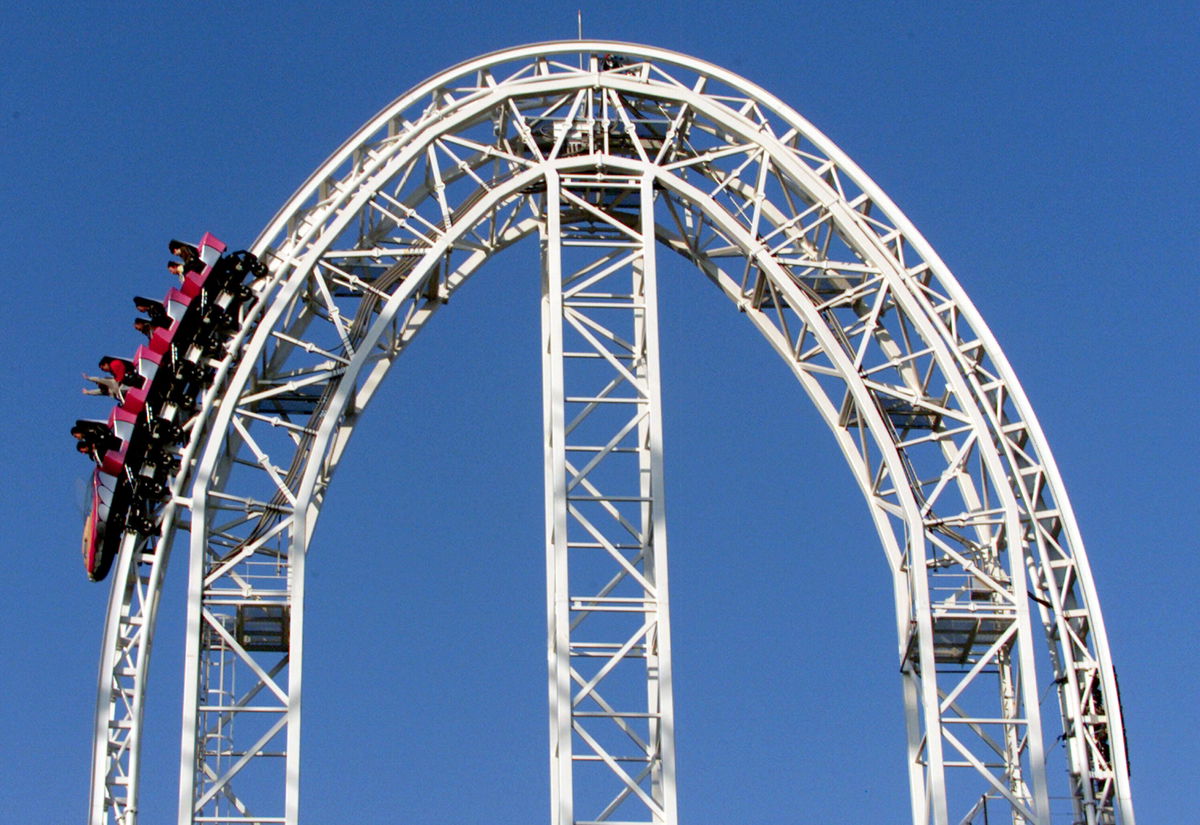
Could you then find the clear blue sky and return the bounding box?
[2,1,1195,822]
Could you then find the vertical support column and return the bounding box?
[541,171,678,825]
[907,532,951,825]
[179,442,298,824]
[542,170,575,825]
[901,511,1052,823]
[284,510,307,825]
[635,175,677,818]
[178,484,210,825]
[1006,542,1053,825]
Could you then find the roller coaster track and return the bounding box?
[84,41,1134,825]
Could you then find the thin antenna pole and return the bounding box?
[577,10,583,69]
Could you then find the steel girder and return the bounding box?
[86,41,1134,825]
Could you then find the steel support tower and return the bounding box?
[542,171,676,824]
[86,42,1135,825]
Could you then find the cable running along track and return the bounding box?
[87,41,1135,825]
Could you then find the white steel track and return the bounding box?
[87,41,1134,825]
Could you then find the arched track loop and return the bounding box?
[89,41,1133,825]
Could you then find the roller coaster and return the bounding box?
[75,41,1134,825]
[74,235,266,580]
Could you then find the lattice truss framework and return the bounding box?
[542,171,677,825]
[88,42,1134,825]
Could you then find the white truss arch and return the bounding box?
[88,41,1134,825]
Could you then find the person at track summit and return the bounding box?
[134,296,170,328]
[71,420,119,449]
[169,239,203,273]
[71,420,120,462]
[167,260,186,281]
[81,371,122,399]
[98,356,137,386]
[133,318,155,340]
[75,436,103,463]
